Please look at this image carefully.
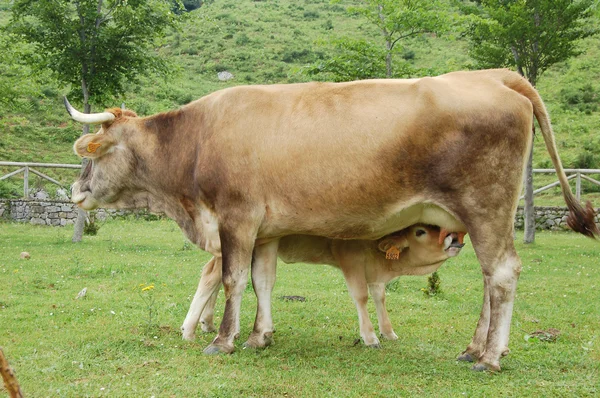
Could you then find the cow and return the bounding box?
[66,69,598,371]
[180,224,466,348]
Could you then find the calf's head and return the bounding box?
[66,98,143,210]
[378,224,465,265]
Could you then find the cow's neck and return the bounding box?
[142,186,220,257]
[136,109,217,249]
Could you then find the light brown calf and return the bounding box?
[181,224,464,347]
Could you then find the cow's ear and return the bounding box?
[73,133,116,158]
[378,235,409,260]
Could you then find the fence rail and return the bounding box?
[520,169,600,201]
[0,161,82,198]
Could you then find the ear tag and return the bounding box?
[87,142,102,153]
[385,246,400,260]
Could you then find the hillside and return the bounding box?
[1,0,599,202]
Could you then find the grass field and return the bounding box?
[0,219,599,397]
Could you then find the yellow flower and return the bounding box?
[142,285,155,292]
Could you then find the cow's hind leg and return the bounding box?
[181,257,222,340]
[463,229,522,371]
[244,239,279,349]
[457,282,490,362]
[369,283,398,341]
[204,219,258,355]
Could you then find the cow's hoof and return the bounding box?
[243,332,274,349]
[471,362,500,372]
[457,352,476,362]
[367,343,382,349]
[203,343,235,355]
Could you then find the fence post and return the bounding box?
[576,172,581,201]
[23,166,29,199]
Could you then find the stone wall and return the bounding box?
[0,199,134,226]
[1,199,599,231]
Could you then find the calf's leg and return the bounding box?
[181,257,222,340]
[341,268,381,348]
[369,283,398,341]
[200,285,220,333]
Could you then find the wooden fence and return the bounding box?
[0,161,81,198]
[519,168,600,201]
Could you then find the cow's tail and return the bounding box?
[501,70,599,239]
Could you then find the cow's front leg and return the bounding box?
[181,256,222,340]
[203,221,257,355]
[369,283,398,341]
[244,239,279,349]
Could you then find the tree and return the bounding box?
[348,0,452,77]
[300,37,390,82]
[10,0,181,242]
[465,0,597,243]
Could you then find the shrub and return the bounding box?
[84,215,100,236]
[422,271,442,297]
[303,11,320,19]
[560,84,598,114]
[401,49,415,61]
[235,33,250,46]
[573,150,597,169]
[281,48,314,63]
[0,181,21,199]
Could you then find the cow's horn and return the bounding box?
[63,97,116,124]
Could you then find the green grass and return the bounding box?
[1,219,599,396]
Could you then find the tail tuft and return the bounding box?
[566,201,599,239]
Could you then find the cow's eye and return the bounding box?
[415,229,427,237]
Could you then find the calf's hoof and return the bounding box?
[200,321,217,333]
[243,332,274,349]
[381,331,398,341]
[367,343,382,349]
[203,343,235,355]
[180,326,195,341]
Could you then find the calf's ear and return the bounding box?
[73,134,116,158]
[378,236,409,260]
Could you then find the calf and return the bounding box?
[181,224,465,347]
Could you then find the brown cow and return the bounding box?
[67,69,598,371]
[181,224,465,348]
